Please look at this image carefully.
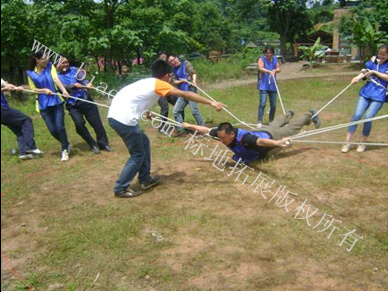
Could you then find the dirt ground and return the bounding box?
[1,65,387,290]
[206,62,360,90]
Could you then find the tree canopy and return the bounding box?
[1,0,387,83]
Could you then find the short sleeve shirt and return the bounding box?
[108,78,174,126]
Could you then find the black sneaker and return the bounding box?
[114,188,143,198]
[309,110,322,129]
[140,176,160,190]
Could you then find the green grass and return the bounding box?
[192,58,252,84]
[1,76,388,290]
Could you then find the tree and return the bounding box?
[340,16,387,62]
[1,0,33,84]
[266,0,313,57]
[339,0,388,62]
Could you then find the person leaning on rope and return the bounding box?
[257,45,281,128]
[26,50,71,162]
[1,78,44,160]
[156,51,179,133]
[341,44,388,153]
[167,54,204,136]
[107,60,224,198]
[182,110,322,164]
[56,57,112,154]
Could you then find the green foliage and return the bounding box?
[1,0,33,83]
[265,0,313,55]
[338,0,388,62]
[309,0,336,24]
[192,58,249,83]
[1,0,347,83]
[298,37,326,66]
[339,15,387,62]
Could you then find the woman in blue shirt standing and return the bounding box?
[56,57,111,154]
[257,46,281,128]
[27,51,71,162]
[341,44,388,153]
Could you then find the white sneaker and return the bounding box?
[256,123,263,129]
[341,144,351,153]
[19,154,34,160]
[356,144,366,153]
[27,148,44,156]
[61,150,69,162]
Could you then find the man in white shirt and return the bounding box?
[108,60,224,198]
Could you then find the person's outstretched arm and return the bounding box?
[169,87,224,111]
[181,122,211,135]
[1,81,23,92]
[256,137,290,147]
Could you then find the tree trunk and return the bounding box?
[95,56,101,71]
[9,65,15,84]
[280,34,288,57]
[18,66,25,85]
[118,61,122,76]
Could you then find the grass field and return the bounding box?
[1,75,388,290]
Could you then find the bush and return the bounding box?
[192,50,260,84]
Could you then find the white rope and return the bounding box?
[311,83,353,119]
[23,88,110,109]
[311,70,389,120]
[367,77,388,91]
[149,111,182,127]
[147,112,217,140]
[272,75,286,115]
[233,122,261,126]
[290,140,388,146]
[293,114,388,139]
[187,81,256,130]
[310,71,373,120]
[232,122,268,129]
[290,114,388,140]
[85,86,116,99]
[293,119,363,138]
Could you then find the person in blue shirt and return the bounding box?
[257,46,281,128]
[1,79,44,160]
[182,110,321,164]
[167,54,204,136]
[156,51,178,133]
[341,44,388,153]
[26,50,71,162]
[56,57,111,154]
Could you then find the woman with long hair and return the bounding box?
[341,44,388,153]
[27,50,71,161]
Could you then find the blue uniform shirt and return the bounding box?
[360,58,388,102]
[58,67,89,105]
[258,56,278,92]
[1,93,9,109]
[173,61,189,91]
[26,62,63,110]
[210,128,272,163]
